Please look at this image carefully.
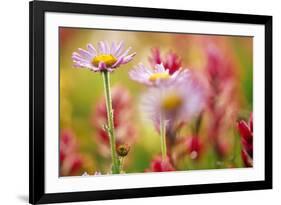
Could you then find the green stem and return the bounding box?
[102,71,120,174]
[160,112,167,161]
[119,157,124,173]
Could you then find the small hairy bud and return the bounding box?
[116,144,130,157]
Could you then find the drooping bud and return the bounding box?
[116,144,130,157]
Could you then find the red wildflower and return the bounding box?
[60,129,83,176]
[204,44,236,158]
[185,136,203,160]
[205,45,234,86]
[148,48,182,74]
[146,156,175,172]
[237,113,253,167]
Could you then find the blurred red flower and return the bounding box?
[237,113,253,167]
[185,135,204,160]
[204,44,237,158]
[92,85,136,157]
[146,155,175,172]
[60,129,83,176]
[148,48,182,74]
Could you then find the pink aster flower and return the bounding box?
[129,63,189,86]
[140,75,205,162]
[148,48,182,75]
[140,77,205,131]
[72,41,136,72]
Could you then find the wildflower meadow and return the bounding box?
[59,27,253,176]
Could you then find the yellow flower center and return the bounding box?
[92,54,117,67]
[149,72,170,82]
[161,93,183,111]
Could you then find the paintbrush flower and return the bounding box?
[185,135,204,160]
[60,129,83,176]
[148,48,182,74]
[237,113,253,167]
[145,155,175,172]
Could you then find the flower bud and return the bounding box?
[116,144,130,157]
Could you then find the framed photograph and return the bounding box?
[29,0,272,204]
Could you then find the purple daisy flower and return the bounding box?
[129,63,189,86]
[72,41,136,72]
[140,76,205,131]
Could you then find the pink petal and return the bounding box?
[112,57,124,68]
[113,41,124,57]
[110,42,116,54]
[78,48,92,59]
[98,41,106,54]
[122,52,136,64]
[87,44,97,55]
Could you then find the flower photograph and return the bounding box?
[59,27,253,176]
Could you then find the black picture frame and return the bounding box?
[29,0,272,204]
